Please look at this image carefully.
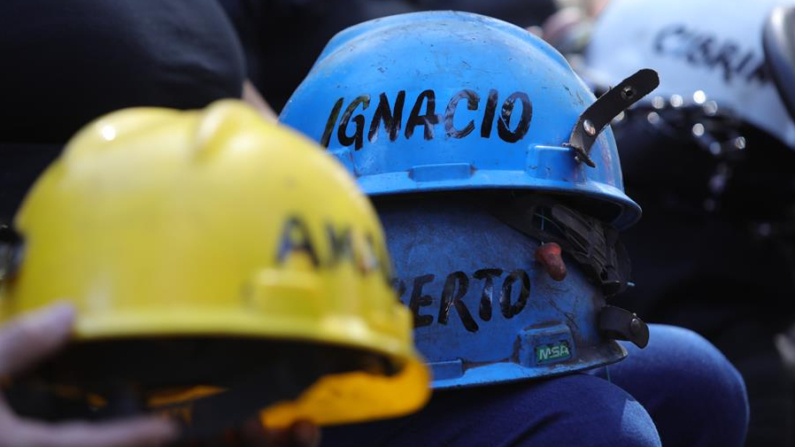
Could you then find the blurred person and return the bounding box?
[281,11,749,447]
[400,0,558,26]
[0,0,245,223]
[0,0,245,147]
[216,0,561,113]
[582,0,795,445]
[216,0,416,113]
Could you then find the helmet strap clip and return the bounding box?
[567,69,660,167]
[598,305,649,349]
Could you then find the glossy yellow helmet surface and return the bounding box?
[0,100,429,427]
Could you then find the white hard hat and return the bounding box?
[584,0,795,148]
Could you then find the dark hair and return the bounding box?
[0,0,245,145]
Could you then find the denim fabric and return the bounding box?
[604,324,749,447]
[321,324,748,447]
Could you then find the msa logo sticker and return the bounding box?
[535,341,571,365]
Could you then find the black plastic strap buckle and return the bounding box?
[568,69,660,167]
[599,305,649,349]
[547,205,627,294]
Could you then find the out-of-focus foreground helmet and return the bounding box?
[281,11,656,389]
[0,101,429,436]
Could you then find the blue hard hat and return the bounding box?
[281,11,653,389]
[378,194,636,388]
[280,11,641,229]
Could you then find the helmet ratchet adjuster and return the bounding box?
[567,69,660,167]
[494,197,631,296]
[494,197,649,348]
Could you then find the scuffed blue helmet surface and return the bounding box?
[281,11,649,389]
[281,11,640,229]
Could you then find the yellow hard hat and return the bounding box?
[0,100,429,432]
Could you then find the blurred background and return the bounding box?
[2,0,793,445]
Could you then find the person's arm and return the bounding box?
[243,80,277,122]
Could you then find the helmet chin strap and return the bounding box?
[568,69,660,167]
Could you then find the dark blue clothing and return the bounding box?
[602,325,749,447]
[614,209,795,447]
[321,324,748,447]
[323,374,661,447]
